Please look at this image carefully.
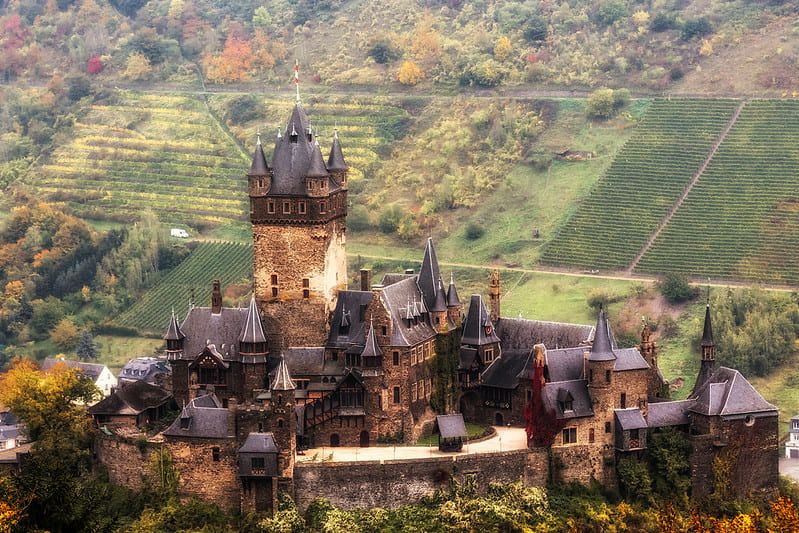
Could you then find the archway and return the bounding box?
[330,433,340,447]
[359,430,370,448]
[458,390,481,422]
[494,412,504,426]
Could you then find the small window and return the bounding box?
[272,287,279,297]
[564,400,573,412]
[605,421,612,434]
[393,386,400,404]
[277,419,284,428]
[562,428,577,444]
[302,278,310,288]
[320,201,327,214]
[180,417,190,429]
[589,369,594,382]
[589,428,595,443]
[411,383,418,401]
[426,378,432,397]
[484,348,494,363]
[303,289,310,299]
[298,201,307,214]
[382,325,387,336]
[392,351,399,366]
[212,447,220,461]
[271,274,278,285]
[258,422,263,432]
[251,457,265,469]
[267,200,275,214]
[620,393,627,409]
[630,428,639,440]
[606,370,611,383]
[282,201,291,214]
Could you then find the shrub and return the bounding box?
[681,17,712,41]
[523,15,548,43]
[586,88,615,119]
[224,95,264,124]
[658,273,697,303]
[465,222,485,240]
[650,13,678,32]
[378,205,403,234]
[586,288,613,311]
[617,457,652,502]
[669,67,684,81]
[86,55,104,75]
[595,0,628,27]
[397,60,424,85]
[367,39,400,64]
[123,52,152,80]
[65,75,92,102]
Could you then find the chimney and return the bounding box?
[211,280,222,314]
[360,269,372,292]
[227,397,237,437]
[489,269,500,323]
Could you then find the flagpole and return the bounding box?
[294,60,300,104]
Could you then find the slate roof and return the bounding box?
[118,357,171,383]
[461,295,500,346]
[41,358,107,380]
[179,306,249,361]
[239,296,267,345]
[432,277,448,312]
[380,276,437,347]
[542,380,593,419]
[417,238,441,313]
[437,414,467,439]
[239,432,279,453]
[361,320,382,358]
[459,346,478,371]
[163,393,231,439]
[647,400,692,428]
[327,290,373,352]
[307,141,329,178]
[327,131,348,171]
[285,347,343,376]
[0,411,17,426]
[270,104,315,195]
[544,347,585,382]
[271,356,296,391]
[381,273,414,286]
[701,304,714,347]
[163,309,185,341]
[615,408,648,430]
[495,317,593,352]
[447,273,460,307]
[89,380,172,416]
[613,348,650,372]
[589,308,616,362]
[248,136,269,176]
[0,425,20,441]
[689,366,778,418]
[481,349,533,389]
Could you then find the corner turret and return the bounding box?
[327,129,348,189]
[247,133,270,197]
[691,304,716,397]
[163,308,185,358]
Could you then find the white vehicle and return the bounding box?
[170,228,190,238]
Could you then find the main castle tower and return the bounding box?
[246,97,349,348]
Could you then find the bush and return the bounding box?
[669,67,684,81]
[586,288,615,311]
[367,39,400,64]
[397,61,424,86]
[465,222,485,240]
[594,0,628,27]
[378,205,403,234]
[523,16,548,43]
[586,88,615,119]
[681,17,712,40]
[658,273,697,303]
[617,457,652,502]
[65,75,92,102]
[224,95,264,124]
[650,13,678,32]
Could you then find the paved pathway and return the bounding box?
[780,457,799,483]
[296,426,528,463]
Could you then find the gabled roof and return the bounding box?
[615,408,648,431]
[417,238,441,312]
[326,290,373,351]
[447,273,460,307]
[589,308,616,362]
[481,349,533,389]
[239,296,267,345]
[461,295,500,346]
[162,393,231,439]
[613,348,650,371]
[496,318,593,353]
[271,356,296,391]
[689,366,778,418]
[361,320,382,358]
[41,358,108,380]
[248,135,269,176]
[380,276,437,347]
[178,306,250,362]
[239,432,279,453]
[163,309,185,341]
[327,130,348,171]
[437,414,467,439]
[89,381,172,416]
[542,380,593,419]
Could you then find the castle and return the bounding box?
[92,95,780,514]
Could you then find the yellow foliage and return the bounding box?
[80,285,91,302]
[700,39,714,57]
[124,52,153,81]
[494,36,513,61]
[411,15,441,64]
[51,318,79,351]
[632,10,650,28]
[167,0,183,19]
[4,280,24,301]
[398,60,424,85]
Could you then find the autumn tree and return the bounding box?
[494,36,512,61]
[51,317,79,350]
[203,35,253,83]
[398,60,424,85]
[124,52,153,80]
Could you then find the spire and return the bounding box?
[327,129,348,171]
[239,295,267,345]
[447,272,460,307]
[589,306,616,362]
[692,303,717,397]
[361,318,383,358]
[701,304,714,350]
[432,277,448,312]
[163,308,185,341]
[271,355,296,391]
[307,140,329,178]
[417,237,440,312]
[248,131,269,176]
[461,294,499,346]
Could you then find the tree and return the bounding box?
[203,35,254,83]
[30,297,65,337]
[659,273,697,303]
[617,457,652,502]
[493,36,513,61]
[586,88,616,119]
[76,330,98,360]
[368,39,400,64]
[397,60,424,86]
[86,55,104,75]
[124,52,152,80]
[65,75,92,102]
[682,17,712,41]
[523,15,548,43]
[595,0,628,27]
[252,6,272,28]
[51,317,79,350]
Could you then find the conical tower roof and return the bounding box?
[271,355,295,391]
[417,237,440,312]
[701,304,714,347]
[247,134,269,176]
[163,309,185,341]
[239,295,267,344]
[361,319,382,358]
[307,140,329,178]
[270,103,315,194]
[447,272,460,307]
[589,307,616,362]
[327,130,348,171]
[432,277,448,312]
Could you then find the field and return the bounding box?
[113,241,253,334]
[541,99,740,271]
[33,92,249,227]
[637,100,799,284]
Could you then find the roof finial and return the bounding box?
[276,128,282,139]
[294,59,300,104]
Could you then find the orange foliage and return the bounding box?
[203,35,254,83]
[769,497,799,532]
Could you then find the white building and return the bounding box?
[787,415,799,459]
[0,425,21,450]
[42,358,118,400]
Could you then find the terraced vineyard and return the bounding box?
[35,92,250,226]
[215,95,410,183]
[114,241,253,334]
[541,99,739,270]
[637,100,799,283]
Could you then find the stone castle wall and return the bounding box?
[292,448,549,512]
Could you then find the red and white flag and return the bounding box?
[294,60,299,84]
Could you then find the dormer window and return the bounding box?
[290,124,298,143]
[564,399,573,412]
[306,127,313,142]
[180,416,190,429]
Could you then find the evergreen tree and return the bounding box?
[76,330,98,360]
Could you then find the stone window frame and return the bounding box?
[298,201,307,214]
[562,427,577,445]
[393,386,401,404]
[282,201,291,214]
[392,351,400,366]
[605,421,612,433]
[267,200,275,214]
[605,369,611,383]
[620,393,627,409]
[382,325,388,336]
[411,347,418,366]
[411,382,418,401]
[589,428,595,443]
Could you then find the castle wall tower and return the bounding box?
[248,102,348,348]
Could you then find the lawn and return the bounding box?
[95,335,164,373]
[415,422,489,446]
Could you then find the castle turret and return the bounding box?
[327,129,348,189]
[447,272,462,327]
[163,308,185,359]
[431,277,449,333]
[691,304,716,397]
[240,295,269,395]
[269,355,296,481]
[461,294,501,366]
[586,306,617,448]
[247,133,270,197]
[361,318,383,368]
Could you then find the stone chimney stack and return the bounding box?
[489,269,501,323]
[211,280,222,314]
[360,269,372,292]
[227,397,237,437]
